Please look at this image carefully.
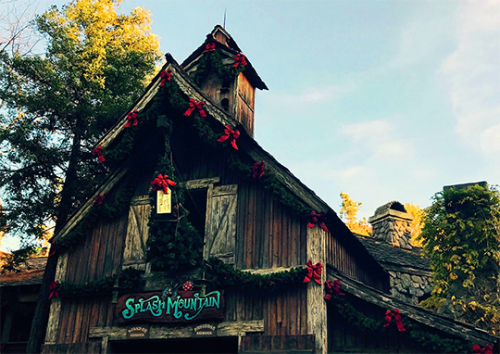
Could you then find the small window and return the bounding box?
[221,98,229,111]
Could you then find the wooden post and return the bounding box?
[44,253,68,344]
[306,226,327,354]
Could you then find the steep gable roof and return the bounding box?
[50,32,385,279]
[181,25,268,90]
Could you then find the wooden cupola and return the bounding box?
[181,25,268,137]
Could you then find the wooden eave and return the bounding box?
[51,53,387,279]
[327,266,497,345]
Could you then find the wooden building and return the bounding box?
[1,256,46,353]
[40,26,496,354]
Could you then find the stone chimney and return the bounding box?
[368,201,413,250]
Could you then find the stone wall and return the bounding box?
[388,269,433,304]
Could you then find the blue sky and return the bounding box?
[1,0,499,251]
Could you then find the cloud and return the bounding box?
[440,0,500,156]
[341,120,414,159]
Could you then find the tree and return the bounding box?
[0,0,40,55]
[0,1,161,351]
[0,0,160,242]
[340,192,372,236]
[418,184,500,334]
[404,202,424,247]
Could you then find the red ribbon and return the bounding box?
[252,161,265,179]
[217,125,240,150]
[92,146,105,162]
[324,279,345,300]
[184,98,207,118]
[49,280,59,299]
[160,68,172,87]
[151,174,177,194]
[473,344,493,354]
[307,211,329,232]
[233,53,247,68]
[202,42,216,53]
[383,309,406,332]
[93,193,107,206]
[124,110,139,128]
[303,260,323,285]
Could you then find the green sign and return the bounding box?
[116,290,224,324]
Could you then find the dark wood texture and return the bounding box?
[326,232,388,291]
[240,334,315,353]
[41,340,101,354]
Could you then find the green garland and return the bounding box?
[56,268,142,298]
[146,156,204,271]
[206,258,307,293]
[328,294,470,353]
[191,49,245,88]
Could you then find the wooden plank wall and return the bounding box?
[56,205,129,344]
[172,124,310,336]
[326,234,388,291]
[236,73,255,136]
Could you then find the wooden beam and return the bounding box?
[89,320,264,340]
[306,227,327,354]
[44,253,68,343]
[182,177,220,190]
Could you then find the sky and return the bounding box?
[1,0,499,251]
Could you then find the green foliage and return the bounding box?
[0,0,161,243]
[57,267,143,298]
[146,156,204,271]
[191,49,244,88]
[207,258,306,293]
[418,184,500,334]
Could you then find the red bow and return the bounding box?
[184,98,207,118]
[160,68,172,87]
[252,161,265,179]
[217,125,240,150]
[324,279,345,300]
[233,53,247,68]
[151,174,177,194]
[307,211,329,232]
[92,146,105,162]
[383,309,406,332]
[202,42,216,53]
[49,280,59,299]
[93,193,107,206]
[124,110,139,128]
[303,260,323,285]
[473,344,493,354]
